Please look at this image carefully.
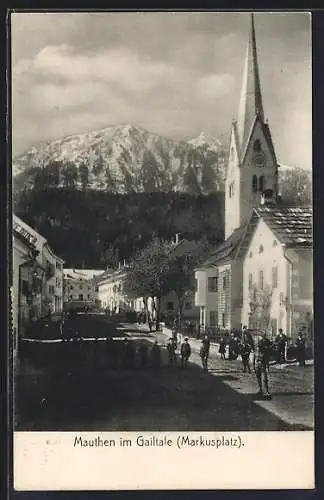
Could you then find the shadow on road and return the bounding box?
[14,318,313,432]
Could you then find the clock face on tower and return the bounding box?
[253,151,266,167]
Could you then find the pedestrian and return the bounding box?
[200,335,210,372]
[167,337,177,367]
[228,334,237,360]
[180,337,191,369]
[275,328,287,364]
[240,340,252,373]
[253,332,272,400]
[151,340,161,368]
[295,330,306,367]
[138,341,148,368]
[218,337,226,360]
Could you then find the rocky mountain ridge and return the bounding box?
[13,125,227,195]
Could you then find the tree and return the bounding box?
[124,238,172,330]
[79,163,89,191]
[248,284,273,333]
[167,240,211,321]
[279,167,312,206]
[92,155,105,176]
[62,161,78,188]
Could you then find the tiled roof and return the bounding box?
[255,206,312,247]
[199,226,246,267]
[198,205,312,269]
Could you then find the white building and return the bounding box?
[195,14,313,343]
[241,206,312,343]
[97,266,143,314]
[63,268,104,310]
[13,215,64,319]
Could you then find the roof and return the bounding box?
[13,214,47,248]
[198,226,246,268]
[13,227,38,255]
[199,204,312,270]
[64,269,105,281]
[167,238,203,259]
[254,206,312,247]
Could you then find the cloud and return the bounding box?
[196,73,236,101]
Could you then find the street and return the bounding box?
[15,315,314,432]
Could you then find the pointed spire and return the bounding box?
[237,13,264,153]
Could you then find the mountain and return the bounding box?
[13,125,227,195]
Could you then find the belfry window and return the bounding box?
[253,139,261,152]
[252,175,258,192]
[259,175,265,192]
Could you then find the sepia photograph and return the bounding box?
[11,10,313,443]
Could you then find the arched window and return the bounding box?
[252,175,258,192]
[259,175,265,192]
[253,139,261,152]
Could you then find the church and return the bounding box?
[194,14,313,345]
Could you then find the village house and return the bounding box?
[194,14,313,344]
[12,215,65,364]
[63,268,104,311]
[97,264,143,314]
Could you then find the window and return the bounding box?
[209,311,218,326]
[70,285,74,290]
[253,139,261,152]
[252,175,258,192]
[79,294,83,301]
[167,301,174,311]
[259,175,265,192]
[273,240,278,247]
[88,286,91,291]
[88,294,90,299]
[208,277,218,292]
[259,244,264,254]
[229,182,235,198]
[56,262,62,270]
[272,266,278,288]
[258,270,264,290]
[248,273,253,291]
[80,285,83,290]
[69,295,73,300]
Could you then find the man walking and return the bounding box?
[151,340,161,368]
[180,337,191,369]
[167,337,177,367]
[253,332,272,400]
[200,335,210,372]
[240,340,252,373]
[295,329,306,367]
[275,329,287,364]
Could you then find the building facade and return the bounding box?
[13,215,64,319]
[241,207,312,343]
[97,267,143,314]
[63,268,104,311]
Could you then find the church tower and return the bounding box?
[225,13,279,240]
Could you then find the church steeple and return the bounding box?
[237,13,264,154]
[225,13,278,241]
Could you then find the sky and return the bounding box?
[11,11,311,169]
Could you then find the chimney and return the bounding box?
[175,233,180,244]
